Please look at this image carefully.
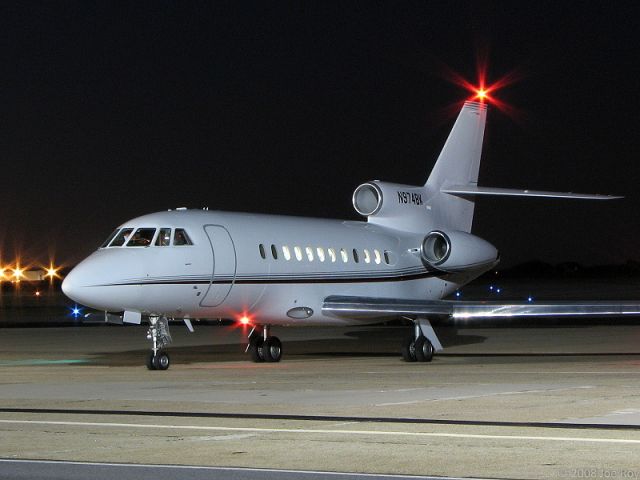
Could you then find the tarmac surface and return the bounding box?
[0,459,457,480]
[1,322,640,479]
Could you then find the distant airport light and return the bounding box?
[35,291,41,297]
[496,288,501,294]
[528,296,534,302]
[70,305,81,318]
[45,265,59,279]
[455,291,461,298]
[13,267,24,281]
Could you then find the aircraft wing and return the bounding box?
[322,296,640,321]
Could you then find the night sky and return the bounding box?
[1,2,638,268]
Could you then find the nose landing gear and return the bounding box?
[247,325,282,363]
[146,316,172,370]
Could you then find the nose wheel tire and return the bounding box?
[146,351,170,370]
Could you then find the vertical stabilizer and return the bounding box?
[425,101,487,232]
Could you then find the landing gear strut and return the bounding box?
[401,319,440,363]
[247,325,282,363]
[146,316,172,370]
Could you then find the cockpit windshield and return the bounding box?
[100,229,121,248]
[109,228,134,247]
[100,227,193,248]
[126,228,156,247]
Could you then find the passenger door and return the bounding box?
[200,225,237,307]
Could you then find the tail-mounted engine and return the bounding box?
[353,181,426,219]
[421,230,499,273]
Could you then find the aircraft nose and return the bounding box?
[61,255,110,308]
[61,268,79,301]
[61,251,142,311]
[61,263,88,305]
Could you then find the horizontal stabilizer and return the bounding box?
[441,185,622,200]
[323,295,640,321]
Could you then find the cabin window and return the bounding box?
[174,228,193,246]
[259,244,266,259]
[363,249,371,264]
[271,244,278,260]
[282,245,291,261]
[101,229,120,248]
[316,247,325,262]
[340,248,348,263]
[305,247,314,262]
[294,246,303,261]
[384,251,390,265]
[126,228,156,247]
[352,248,359,263]
[373,249,382,265]
[155,228,171,246]
[328,248,337,263]
[110,228,134,247]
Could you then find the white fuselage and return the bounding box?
[62,209,483,326]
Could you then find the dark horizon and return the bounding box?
[1,2,638,269]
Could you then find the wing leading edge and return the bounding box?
[322,295,640,321]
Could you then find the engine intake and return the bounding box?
[352,180,425,220]
[352,183,383,216]
[421,230,499,273]
[421,231,451,265]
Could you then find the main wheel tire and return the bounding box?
[401,336,417,362]
[146,352,157,370]
[264,336,283,362]
[414,336,434,362]
[249,336,265,362]
[153,351,170,370]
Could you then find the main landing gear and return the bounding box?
[401,318,442,363]
[146,316,172,370]
[247,325,283,363]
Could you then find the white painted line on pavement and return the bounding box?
[1,419,639,444]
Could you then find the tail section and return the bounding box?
[352,101,487,233]
[424,101,487,233]
[353,99,616,234]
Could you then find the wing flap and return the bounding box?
[323,295,640,321]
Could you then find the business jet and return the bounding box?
[62,100,640,370]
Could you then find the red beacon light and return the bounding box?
[239,315,251,326]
